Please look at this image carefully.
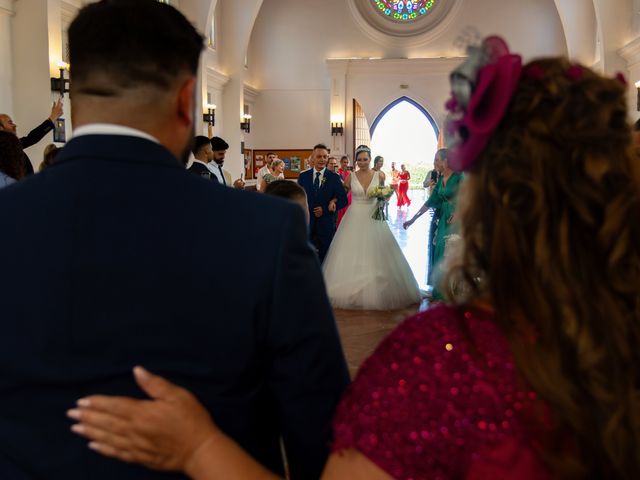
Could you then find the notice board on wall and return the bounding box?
[253,149,313,179]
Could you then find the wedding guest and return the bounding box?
[390,161,400,200]
[338,155,350,174]
[256,152,276,192]
[188,135,215,180]
[0,1,349,479]
[327,156,338,172]
[68,38,640,480]
[0,130,24,188]
[264,179,309,223]
[209,136,244,188]
[404,149,461,299]
[39,144,62,172]
[372,155,384,171]
[396,163,411,207]
[0,99,64,175]
[261,158,285,188]
[336,155,352,229]
[297,143,347,262]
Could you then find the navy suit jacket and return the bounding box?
[0,135,349,480]
[298,169,347,234]
[19,119,55,176]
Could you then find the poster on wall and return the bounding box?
[253,153,265,178]
[243,149,253,180]
[253,150,314,179]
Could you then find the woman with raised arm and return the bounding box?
[69,37,640,480]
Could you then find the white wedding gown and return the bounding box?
[323,171,421,310]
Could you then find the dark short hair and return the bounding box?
[266,152,276,157]
[340,155,349,161]
[210,136,229,151]
[192,136,211,156]
[313,143,328,152]
[68,0,204,95]
[634,118,640,132]
[264,180,306,201]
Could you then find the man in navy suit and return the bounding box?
[0,1,348,479]
[298,144,348,262]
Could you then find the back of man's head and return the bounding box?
[192,136,211,156]
[69,0,203,98]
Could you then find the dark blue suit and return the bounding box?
[0,135,349,480]
[298,168,348,262]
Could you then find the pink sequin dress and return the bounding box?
[332,304,553,480]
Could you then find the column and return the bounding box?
[0,0,15,114]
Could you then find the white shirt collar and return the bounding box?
[192,159,209,167]
[72,124,160,144]
[313,167,326,177]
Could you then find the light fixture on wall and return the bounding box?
[203,104,216,126]
[635,81,640,111]
[331,122,344,136]
[240,114,252,133]
[51,61,70,97]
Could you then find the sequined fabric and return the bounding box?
[332,304,552,480]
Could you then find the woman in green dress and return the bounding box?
[404,150,463,299]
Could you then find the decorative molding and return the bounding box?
[331,57,464,76]
[243,83,260,103]
[0,0,15,16]
[206,67,229,91]
[618,36,640,68]
[347,0,465,48]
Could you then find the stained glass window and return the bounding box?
[370,0,437,22]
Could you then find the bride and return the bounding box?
[323,145,421,310]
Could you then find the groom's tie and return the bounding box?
[218,165,227,186]
[314,171,320,191]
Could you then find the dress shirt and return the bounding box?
[312,167,327,188]
[72,124,160,143]
[0,171,16,189]
[207,161,226,185]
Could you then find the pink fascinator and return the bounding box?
[445,36,522,171]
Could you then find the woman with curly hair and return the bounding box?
[0,131,25,188]
[69,38,640,479]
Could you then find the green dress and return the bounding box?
[425,172,463,299]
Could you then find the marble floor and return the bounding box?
[334,189,433,377]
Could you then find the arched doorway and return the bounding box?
[370,96,439,291]
[370,96,439,177]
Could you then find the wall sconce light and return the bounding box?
[203,104,216,126]
[51,62,70,97]
[331,122,344,136]
[240,114,252,133]
[635,81,640,111]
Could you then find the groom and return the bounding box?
[298,143,348,262]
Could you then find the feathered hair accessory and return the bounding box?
[445,36,523,171]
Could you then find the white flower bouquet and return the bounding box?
[368,185,394,221]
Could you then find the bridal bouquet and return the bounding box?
[368,185,394,221]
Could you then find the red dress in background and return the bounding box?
[332,304,553,480]
[337,168,352,229]
[397,170,411,207]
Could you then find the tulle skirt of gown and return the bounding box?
[322,200,421,310]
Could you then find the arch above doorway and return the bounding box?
[370,96,439,137]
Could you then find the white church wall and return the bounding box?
[246,0,567,154]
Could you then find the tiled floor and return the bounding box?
[334,189,433,377]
